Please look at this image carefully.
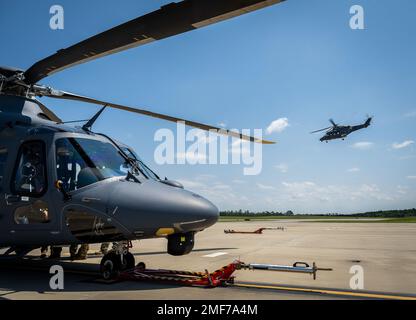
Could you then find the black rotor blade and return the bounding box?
[310,126,332,134]
[24,0,285,84]
[36,99,63,123]
[43,91,275,144]
[329,118,337,126]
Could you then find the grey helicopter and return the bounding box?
[0,0,281,279]
[311,117,372,142]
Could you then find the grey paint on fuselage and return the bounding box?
[0,95,218,247]
[320,121,371,142]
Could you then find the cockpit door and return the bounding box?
[4,138,60,234]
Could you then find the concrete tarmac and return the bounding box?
[0,220,415,300]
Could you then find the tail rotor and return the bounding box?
[364,114,373,127]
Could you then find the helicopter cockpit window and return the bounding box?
[12,141,47,197]
[55,138,128,191]
[0,147,8,187]
[14,200,50,224]
[120,146,160,181]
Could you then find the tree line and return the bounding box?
[220,209,416,218]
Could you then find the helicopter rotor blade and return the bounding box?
[329,118,337,127]
[35,99,63,123]
[23,0,285,84]
[310,126,332,134]
[42,90,275,144]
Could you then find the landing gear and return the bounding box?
[3,246,35,257]
[100,252,121,280]
[100,241,135,280]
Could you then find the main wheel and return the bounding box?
[136,262,146,270]
[100,252,121,280]
[121,252,135,271]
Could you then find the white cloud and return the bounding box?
[216,178,416,213]
[348,167,360,173]
[282,181,316,187]
[177,180,206,189]
[195,174,217,181]
[230,140,251,156]
[351,142,374,150]
[256,183,275,190]
[399,155,416,160]
[355,184,393,201]
[266,117,289,134]
[277,181,396,204]
[404,111,416,118]
[407,176,416,180]
[282,181,316,189]
[193,130,217,144]
[217,122,227,128]
[392,140,414,149]
[275,163,288,173]
[359,184,379,193]
[397,185,408,195]
[176,178,248,208]
[176,152,207,162]
[281,181,331,202]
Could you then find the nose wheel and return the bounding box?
[100,241,136,280]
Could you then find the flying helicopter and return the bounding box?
[311,117,372,142]
[0,0,282,279]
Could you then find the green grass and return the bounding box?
[305,217,416,223]
[218,216,416,223]
[219,215,301,222]
[218,215,368,222]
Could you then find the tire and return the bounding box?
[121,252,135,271]
[100,252,121,280]
[136,262,146,270]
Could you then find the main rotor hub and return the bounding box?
[0,66,24,78]
[0,66,30,97]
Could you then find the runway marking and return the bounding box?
[0,291,18,298]
[203,252,228,258]
[232,283,416,300]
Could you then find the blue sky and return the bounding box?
[1,0,415,213]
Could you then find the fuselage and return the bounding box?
[320,122,370,142]
[0,95,219,248]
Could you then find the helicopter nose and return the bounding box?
[107,180,219,235]
[173,192,219,232]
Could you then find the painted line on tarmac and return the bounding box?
[231,283,416,300]
[202,252,228,258]
[0,291,18,298]
[0,264,97,277]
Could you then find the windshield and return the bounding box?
[56,138,132,191]
[120,146,160,181]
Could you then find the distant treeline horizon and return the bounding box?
[220,209,416,218]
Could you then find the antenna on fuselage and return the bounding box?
[82,105,107,132]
